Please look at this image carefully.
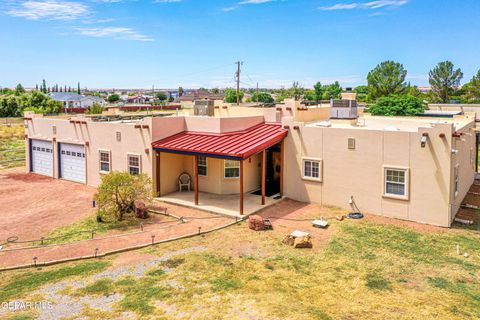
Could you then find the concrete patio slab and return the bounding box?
[157,191,281,218]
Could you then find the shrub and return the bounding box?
[85,102,103,115]
[366,94,425,116]
[95,172,153,221]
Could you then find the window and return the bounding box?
[198,156,207,176]
[224,160,240,178]
[302,158,322,181]
[454,165,459,197]
[128,155,141,175]
[384,167,408,199]
[99,151,110,172]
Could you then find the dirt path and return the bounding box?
[0,168,97,241]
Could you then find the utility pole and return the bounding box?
[235,61,242,105]
[256,82,259,103]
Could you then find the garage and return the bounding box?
[30,139,53,177]
[59,143,86,183]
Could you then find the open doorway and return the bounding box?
[251,142,282,197]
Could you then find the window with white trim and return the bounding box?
[302,158,321,181]
[198,156,207,176]
[128,155,141,175]
[224,160,240,178]
[99,151,110,172]
[384,168,407,197]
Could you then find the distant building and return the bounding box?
[179,90,225,102]
[49,92,105,109]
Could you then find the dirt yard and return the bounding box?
[0,168,97,242]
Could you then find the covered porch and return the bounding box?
[152,123,288,216]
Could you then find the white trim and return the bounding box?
[127,153,141,175]
[382,166,409,200]
[99,149,111,174]
[224,159,240,179]
[198,156,208,177]
[301,157,322,182]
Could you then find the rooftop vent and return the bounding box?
[194,100,215,116]
[330,99,358,119]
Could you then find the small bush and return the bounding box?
[95,171,153,221]
[366,94,425,116]
[365,272,391,291]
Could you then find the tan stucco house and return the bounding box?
[23,96,477,227]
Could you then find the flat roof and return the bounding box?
[152,123,288,160]
[306,116,472,132]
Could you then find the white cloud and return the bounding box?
[223,0,278,12]
[239,0,276,4]
[76,27,154,41]
[7,0,89,20]
[154,0,182,3]
[222,6,238,12]
[319,0,408,11]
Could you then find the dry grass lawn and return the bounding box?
[1,211,479,320]
[0,124,25,169]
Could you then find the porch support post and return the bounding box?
[240,159,244,215]
[194,155,199,205]
[155,151,161,197]
[280,139,284,196]
[261,150,266,205]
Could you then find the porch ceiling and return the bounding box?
[152,123,288,160]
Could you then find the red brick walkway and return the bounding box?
[0,204,234,269]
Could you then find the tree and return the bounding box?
[366,95,425,116]
[155,92,168,101]
[251,92,274,103]
[291,81,304,101]
[429,61,463,103]
[463,70,480,102]
[35,84,39,91]
[178,86,184,97]
[77,82,81,95]
[95,172,153,221]
[313,82,325,101]
[15,84,25,95]
[211,88,220,94]
[367,61,407,99]
[224,89,243,103]
[322,81,342,100]
[107,94,120,103]
[85,102,103,115]
[41,79,47,93]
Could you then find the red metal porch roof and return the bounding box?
[152,123,288,160]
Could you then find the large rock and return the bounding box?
[293,235,312,248]
[134,200,149,219]
[248,215,265,231]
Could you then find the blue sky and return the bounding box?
[0,0,479,89]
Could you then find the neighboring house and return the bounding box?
[49,92,105,109]
[23,95,477,227]
[126,95,155,104]
[179,91,225,102]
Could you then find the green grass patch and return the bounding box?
[78,278,114,296]
[43,213,140,245]
[209,275,242,291]
[365,272,391,291]
[115,276,171,315]
[0,261,110,302]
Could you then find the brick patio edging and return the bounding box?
[0,218,244,272]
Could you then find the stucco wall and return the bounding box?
[282,119,475,227]
[25,115,154,187]
[158,153,261,196]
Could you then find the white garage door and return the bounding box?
[31,139,53,177]
[60,143,86,183]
